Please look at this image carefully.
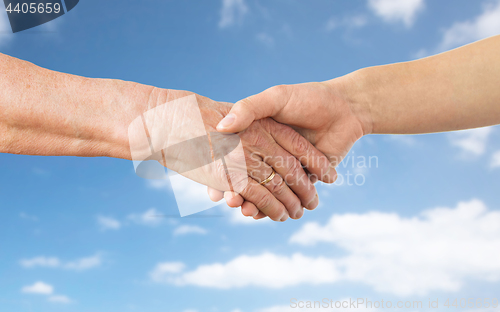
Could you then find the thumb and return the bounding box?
[216,85,290,133]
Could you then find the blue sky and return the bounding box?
[1,0,500,311]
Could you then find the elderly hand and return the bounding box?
[129,88,331,221]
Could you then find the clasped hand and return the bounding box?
[131,80,368,222]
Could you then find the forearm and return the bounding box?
[0,53,152,159]
[342,35,500,135]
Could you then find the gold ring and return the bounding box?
[260,169,276,186]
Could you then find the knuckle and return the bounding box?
[268,176,286,196]
[252,134,270,149]
[268,84,290,98]
[241,127,270,150]
[213,159,248,192]
[246,162,267,181]
[291,132,310,156]
[226,171,246,190]
[232,176,252,194]
[214,161,229,185]
[257,118,274,133]
[244,150,261,167]
[287,159,304,182]
[236,98,253,112]
[256,194,274,212]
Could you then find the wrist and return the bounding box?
[92,79,157,161]
[326,69,374,136]
[109,83,197,162]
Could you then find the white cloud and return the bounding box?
[97,215,121,231]
[64,254,102,271]
[221,205,271,225]
[291,199,500,296]
[48,295,72,304]
[20,257,60,268]
[449,127,493,156]
[153,177,264,223]
[20,254,102,271]
[219,0,248,29]
[173,225,207,236]
[438,0,500,51]
[128,208,163,227]
[491,150,500,168]
[368,0,424,27]
[21,281,54,295]
[164,173,222,216]
[148,179,170,190]
[150,262,186,282]
[21,282,72,304]
[150,253,341,289]
[152,199,500,296]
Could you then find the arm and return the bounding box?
[0,53,328,221]
[0,52,142,159]
[216,35,500,217]
[345,34,500,134]
[218,35,500,137]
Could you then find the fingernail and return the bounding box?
[280,212,289,222]
[306,194,319,210]
[322,167,335,184]
[294,208,304,219]
[217,113,236,130]
[310,174,319,184]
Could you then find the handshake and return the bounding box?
[3,36,497,219]
[128,78,370,222]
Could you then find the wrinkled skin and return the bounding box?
[131,89,331,221]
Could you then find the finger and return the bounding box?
[233,177,289,222]
[216,85,291,133]
[307,194,319,211]
[306,169,319,184]
[308,167,338,185]
[249,161,303,220]
[254,211,267,220]
[224,191,244,208]
[310,175,318,184]
[264,119,334,183]
[241,201,259,217]
[265,149,319,211]
[254,125,318,211]
[207,187,224,202]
